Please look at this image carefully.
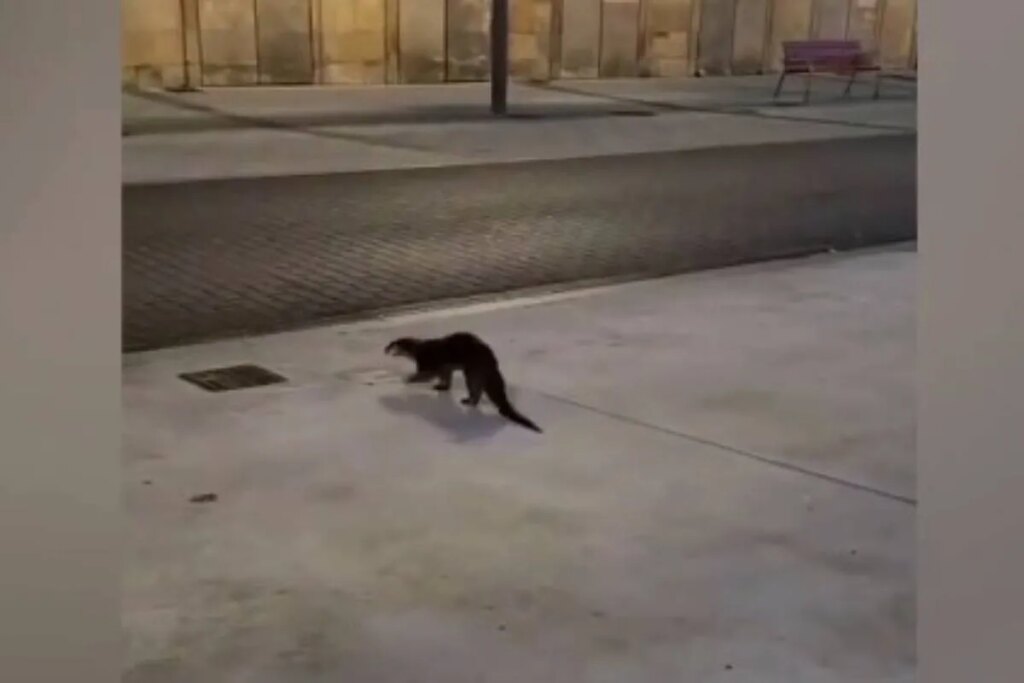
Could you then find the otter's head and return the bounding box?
[385,337,421,359]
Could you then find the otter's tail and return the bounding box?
[485,372,543,433]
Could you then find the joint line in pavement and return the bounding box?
[535,389,917,507]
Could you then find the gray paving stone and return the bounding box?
[123,136,915,351]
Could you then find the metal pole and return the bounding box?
[490,0,509,115]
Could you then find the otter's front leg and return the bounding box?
[433,366,454,392]
[405,369,434,384]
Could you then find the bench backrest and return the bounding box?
[782,40,863,65]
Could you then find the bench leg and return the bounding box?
[773,72,786,99]
[844,70,857,96]
[803,71,813,103]
[873,71,882,99]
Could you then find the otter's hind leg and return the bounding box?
[461,369,484,407]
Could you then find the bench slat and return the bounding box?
[780,39,877,74]
[772,37,883,102]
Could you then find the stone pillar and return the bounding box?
[179,0,203,89]
[877,0,916,69]
[510,0,554,82]
[549,0,565,77]
[599,0,641,77]
[254,0,316,85]
[398,0,446,82]
[385,0,400,82]
[448,0,492,81]
[122,0,188,88]
[197,0,259,85]
[559,0,601,78]
[638,0,695,77]
[765,0,813,71]
[811,0,850,39]
[318,0,387,84]
[846,0,882,52]
[696,0,738,76]
[731,0,770,74]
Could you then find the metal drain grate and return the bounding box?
[179,364,287,392]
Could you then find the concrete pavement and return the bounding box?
[123,75,916,184]
[123,246,915,682]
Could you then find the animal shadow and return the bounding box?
[378,389,508,443]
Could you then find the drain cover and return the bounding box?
[179,364,287,392]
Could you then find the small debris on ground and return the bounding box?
[189,493,218,504]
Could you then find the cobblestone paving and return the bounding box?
[123,135,915,351]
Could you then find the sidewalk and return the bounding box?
[123,75,917,184]
[124,247,915,682]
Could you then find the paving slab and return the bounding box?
[122,75,916,184]
[122,76,916,133]
[124,247,915,682]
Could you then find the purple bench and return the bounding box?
[774,39,882,102]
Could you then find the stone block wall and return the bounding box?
[511,0,554,81]
[447,0,493,81]
[122,0,916,88]
[640,0,696,77]
[197,0,259,86]
[877,0,917,69]
[558,0,602,77]
[122,0,187,88]
[731,0,771,75]
[600,0,642,77]
[317,0,388,84]
[696,0,738,75]
[398,0,446,82]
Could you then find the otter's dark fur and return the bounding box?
[385,332,542,433]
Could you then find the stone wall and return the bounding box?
[847,0,883,53]
[640,0,695,77]
[447,0,492,81]
[559,0,602,77]
[813,0,851,39]
[877,0,917,69]
[317,0,387,84]
[197,0,259,86]
[511,0,554,80]
[731,0,771,75]
[122,0,916,88]
[696,0,737,75]
[600,0,642,77]
[122,0,186,88]
[398,0,446,83]
[765,0,814,70]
